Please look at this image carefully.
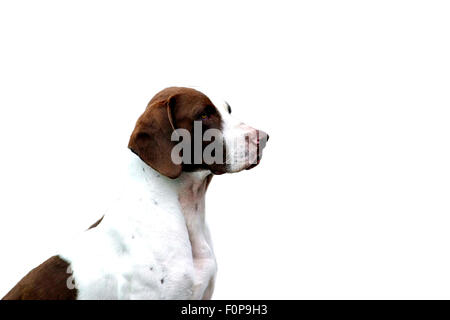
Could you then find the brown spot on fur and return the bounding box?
[2,255,77,300]
[87,215,104,230]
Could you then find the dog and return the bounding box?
[2,87,269,300]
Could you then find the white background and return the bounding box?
[1,0,450,299]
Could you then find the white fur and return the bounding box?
[58,150,216,300]
[211,98,260,172]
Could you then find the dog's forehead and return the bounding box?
[210,96,229,114]
[187,87,229,113]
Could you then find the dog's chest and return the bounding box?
[57,159,217,300]
[60,197,216,300]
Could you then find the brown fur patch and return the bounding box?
[128,87,225,178]
[2,255,77,300]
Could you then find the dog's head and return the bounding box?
[128,87,269,179]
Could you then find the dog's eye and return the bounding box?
[198,105,216,120]
[198,112,210,121]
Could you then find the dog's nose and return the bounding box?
[257,130,269,143]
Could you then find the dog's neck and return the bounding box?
[117,150,213,228]
[114,150,214,263]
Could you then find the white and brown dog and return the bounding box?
[2,87,269,300]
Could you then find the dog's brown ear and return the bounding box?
[128,96,182,179]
